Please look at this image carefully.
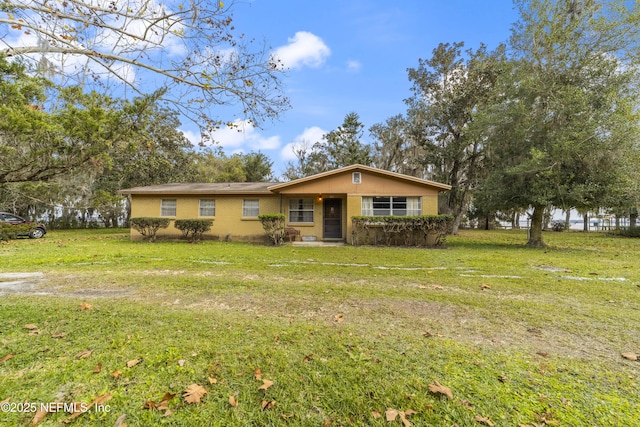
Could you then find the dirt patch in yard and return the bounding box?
[0,272,132,298]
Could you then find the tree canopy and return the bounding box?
[477,0,640,246]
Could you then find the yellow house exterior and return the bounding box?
[119,164,451,243]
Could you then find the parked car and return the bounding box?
[0,212,47,238]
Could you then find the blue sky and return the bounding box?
[199,0,519,177]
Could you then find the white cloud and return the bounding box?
[273,31,330,69]
[280,126,326,161]
[180,129,202,145]
[347,60,362,72]
[206,119,282,152]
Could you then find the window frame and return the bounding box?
[352,172,362,184]
[160,199,177,217]
[361,196,422,216]
[288,198,315,223]
[199,199,216,217]
[242,199,260,218]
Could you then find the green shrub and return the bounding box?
[612,226,640,238]
[351,215,454,247]
[0,223,35,241]
[258,214,285,246]
[174,219,213,243]
[129,217,170,242]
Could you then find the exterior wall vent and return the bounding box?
[352,172,362,184]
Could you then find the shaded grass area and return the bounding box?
[1,229,640,426]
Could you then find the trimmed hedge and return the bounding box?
[351,215,453,247]
[610,226,640,238]
[174,219,213,243]
[258,214,286,246]
[0,223,35,241]
[129,217,170,242]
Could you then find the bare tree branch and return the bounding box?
[0,0,289,129]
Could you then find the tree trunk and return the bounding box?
[527,206,546,247]
[564,209,571,230]
[451,211,464,235]
[630,209,638,229]
[583,213,589,232]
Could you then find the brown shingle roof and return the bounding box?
[119,182,275,195]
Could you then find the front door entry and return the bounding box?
[323,198,342,239]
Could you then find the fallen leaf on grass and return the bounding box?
[322,420,333,427]
[111,370,122,379]
[31,408,49,425]
[386,408,399,421]
[1,353,14,364]
[372,410,382,419]
[75,349,92,359]
[334,314,344,323]
[254,368,262,380]
[79,302,93,310]
[51,332,66,338]
[208,377,217,384]
[114,414,127,427]
[91,394,112,407]
[144,392,175,415]
[28,330,41,336]
[385,408,416,426]
[126,359,141,368]
[475,415,494,426]
[481,284,491,290]
[621,352,638,361]
[24,324,38,330]
[178,359,185,367]
[93,363,102,373]
[68,394,112,420]
[143,400,157,410]
[228,395,238,408]
[258,379,273,390]
[303,354,314,363]
[432,285,444,290]
[261,400,276,410]
[183,384,207,404]
[281,413,294,419]
[428,381,453,399]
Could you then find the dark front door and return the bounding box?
[323,198,342,239]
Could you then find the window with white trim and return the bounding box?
[160,199,177,216]
[199,199,215,217]
[288,198,314,223]
[361,196,422,216]
[242,199,259,217]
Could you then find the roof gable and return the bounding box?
[268,164,451,192]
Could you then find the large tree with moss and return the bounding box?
[477,0,640,246]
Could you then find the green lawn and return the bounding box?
[1,229,639,426]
